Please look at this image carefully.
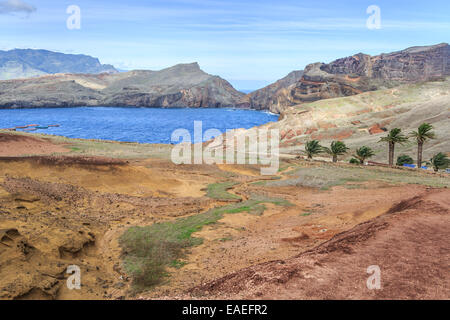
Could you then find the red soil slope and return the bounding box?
[191,189,450,299]
[0,133,69,156]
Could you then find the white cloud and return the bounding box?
[0,0,36,15]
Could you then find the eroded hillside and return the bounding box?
[239,78,450,162]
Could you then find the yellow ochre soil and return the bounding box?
[0,133,448,300]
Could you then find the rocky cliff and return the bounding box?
[0,49,118,80]
[250,43,449,112]
[245,70,303,112]
[1,44,448,111]
[0,62,246,109]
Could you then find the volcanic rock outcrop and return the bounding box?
[250,43,450,112]
[246,70,303,113]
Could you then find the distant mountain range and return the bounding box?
[0,44,448,111]
[0,49,117,80]
[0,62,245,109]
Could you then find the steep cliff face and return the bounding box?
[246,70,303,112]
[0,63,246,109]
[251,43,449,112]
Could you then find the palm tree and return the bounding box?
[354,146,375,165]
[324,141,349,163]
[396,154,414,166]
[428,153,450,172]
[379,128,408,166]
[410,123,435,168]
[304,140,324,160]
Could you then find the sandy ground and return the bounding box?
[0,156,217,299]
[0,134,449,300]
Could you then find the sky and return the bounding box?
[1,0,449,90]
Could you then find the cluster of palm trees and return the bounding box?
[303,123,450,172]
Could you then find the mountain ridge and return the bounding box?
[0,62,246,109]
[0,43,448,111]
[0,49,118,80]
[248,43,449,113]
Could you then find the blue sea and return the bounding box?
[0,107,279,144]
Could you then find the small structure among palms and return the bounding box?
[304,140,324,160]
[354,146,375,165]
[410,123,435,168]
[324,141,349,163]
[379,128,409,166]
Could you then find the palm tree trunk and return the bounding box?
[417,142,423,169]
[392,143,396,166]
[388,142,394,166]
[332,155,337,163]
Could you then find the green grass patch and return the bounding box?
[278,164,291,173]
[70,147,82,152]
[170,260,187,269]
[206,181,240,201]
[250,180,267,186]
[250,193,293,207]
[250,176,282,186]
[224,206,252,214]
[119,195,291,292]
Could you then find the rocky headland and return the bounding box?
[249,43,449,113]
[0,49,117,80]
[0,62,246,109]
[0,43,448,112]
